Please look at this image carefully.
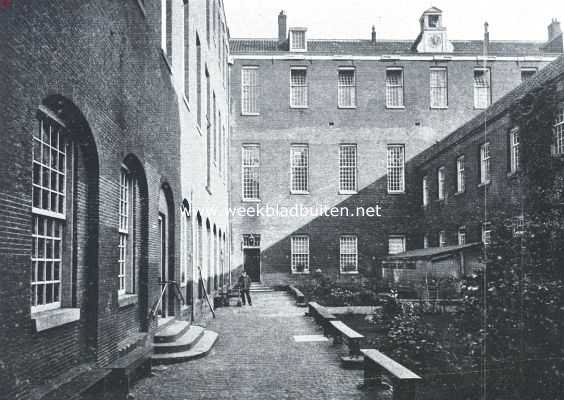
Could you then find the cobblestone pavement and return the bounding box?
[131,291,373,400]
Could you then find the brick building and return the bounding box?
[229,7,563,286]
[0,0,230,398]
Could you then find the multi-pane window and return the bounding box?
[458,226,466,245]
[338,68,356,108]
[32,116,67,312]
[513,215,525,237]
[180,206,190,287]
[340,235,358,273]
[439,231,447,248]
[291,145,309,193]
[430,67,447,108]
[521,68,537,82]
[480,142,491,184]
[387,145,405,193]
[291,236,310,274]
[438,166,446,200]
[118,169,130,295]
[386,68,404,108]
[456,156,465,193]
[510,128,520,173]
[241,67,259,115]
[339,145,357,193]
[290,29,307,51]
[242,145,260,200]
[474,68,491,109]
[388,235,406,255]
[553,109,564,156]
[422,176,429,207]
[482,222,492,246]
[423,234,429,249]
[290,68,308,108]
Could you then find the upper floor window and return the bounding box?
[521,68,537,82]
[340,235,358,274]
[422,175,429,207]
[474,68,491,109]
[387,145,405,193]
[290,67,308,108]
[458,226,466,245]
[456,156,465,193]
[480,142,491,184]
[510,128,520,173]
[291,145,309,194]
[430,67,448,108]
[289,29,307,51]
[242,145,260,201]
[437,166,446,200]
[386,68,404,108]
[339,144,357,194]
[338,68,356,108]
[291,235,310,274]
[553,109,564,156]
[439,230,447,248]
[241,67,259,115]
[388,235,406,255]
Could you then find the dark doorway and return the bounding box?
[244,248,261,282]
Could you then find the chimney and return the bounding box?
[371,25,376,43]
[483,22,490,56]
[548,18,562,41]
[278,11,287,46]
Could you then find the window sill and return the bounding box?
[183,95,190,111]
[241,112,260,116]
[118,294,138,309]
[340,271,359,275]
[386,106,405,110]
[338,106,357,110]
[290,106,309,110]
[32,308,81,332]
[477,181,491,188]
[291,271,310,275]
[290,191,310,195]
[339,190,358,195]
[430,106,448,110]
[388,191,406,195]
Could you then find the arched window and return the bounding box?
[180,200,192,304]
[196,213,203,299]
[118,166,138,295]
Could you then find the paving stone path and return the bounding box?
[131,291,371,400]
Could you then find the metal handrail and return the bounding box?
[149,280,186,320]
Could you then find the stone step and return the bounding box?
[153,325,205,354]
[154,320,191,344]
[250,287,274,292]
[151,330,219,364]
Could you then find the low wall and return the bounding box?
[325,306,382,315]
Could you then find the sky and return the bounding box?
[224,0,564,41]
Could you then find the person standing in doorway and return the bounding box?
[238,270,252,306]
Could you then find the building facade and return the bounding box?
[229,8,563,286]
[0,0,230,398]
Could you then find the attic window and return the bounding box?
[290,29,307,51]
[428,15,440,28]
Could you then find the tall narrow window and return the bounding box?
[387,145,405,193]
[386,68,404,108]
[474,68,491,109]
[388,235,406,255]
[241,67,259,115]
[438,166,446,200]
[482,222,492,246]
[456,156,465,193]
[180,204,190,288]
[458,226,466,245]
[340,235,358,274]
[197,216,203,298]
[289,29,307,51]
[196,34,202,128]
[480,142,491,184]
[213,92,217,163]
[291,235,310,274]
[184,2,190,100]
[339,144,357,193]
[439,231,446,248]
[206,0,210,44]
[422,175,429,207]
[218,112,222,174]
[291,145,309,193]
[32,116,66,312]
[510,128,520,173]
[242,145,260,201]
[161,0,172,65]
[206,68,211,189]
[290,67,308,108]
[553,109,564,156]
[338,68,356,108]
[430,67,447,108]
[118,169,131,295]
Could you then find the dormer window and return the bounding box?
[290,28,307,51]
[427,14,440,28]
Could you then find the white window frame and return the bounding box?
[161,0,167,53]
[291,235,310,274]
[474,67,491,109]
[482,222,492,246]
[430,67,448,109]
[339,235,358,274]
[387,144,405,194]
[456,156,465,193]
[510,128,520,173]
[242,144,260,201]
[290,67,308,108]
[439,230,447,248]
[388,235,406,255]
[339,144,357,194]
[118,168,131,296]
[521,67,537,82]
[438,166,446,200]
[458,226,466,246]
[553,109,564,156]
[180,206,190,287]
[241,66,259,115]
[290,144,309,194]
[386,68,404,109]
[289,28,307,52]
[422,175,429,207]
[338,67,356,108]
[480,142,491,184]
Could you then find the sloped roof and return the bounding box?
[230,38,552,57]
[422,6,442,14]
[383,243,481,262]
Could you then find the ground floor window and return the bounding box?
[339,235,358,274]
[291,235,309,274]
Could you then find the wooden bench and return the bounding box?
[288,285,306,307]
[329,320,364,357]
[361,349,422,400]
[307,302,337,335]
[106,345,153,395]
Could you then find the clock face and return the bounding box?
[428,33,442,48]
